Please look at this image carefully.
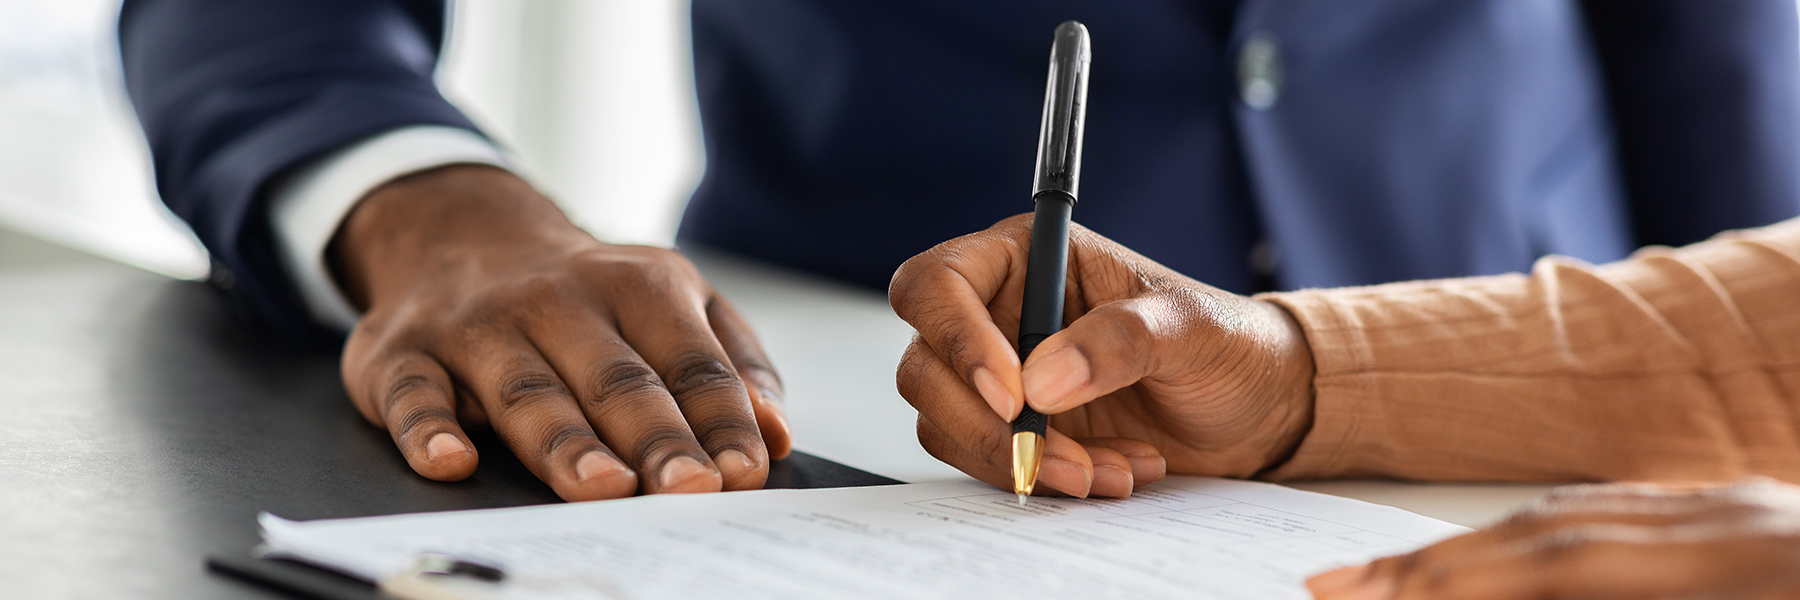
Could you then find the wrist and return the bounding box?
[328,164,584,310]
[1252,298,1317,476]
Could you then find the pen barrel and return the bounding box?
[1012,192,1073,438]
[1018,191,1073,359]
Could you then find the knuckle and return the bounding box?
[394,403,456,438]
[888,254,937,308]
[894,341,935,403]
[605,248,698,291]
[632,426,700,462]
[538,423,597,458]
[890,251,970,318]
[662,353,741,399]
[446,298,516,337]
[344,332,414,395]
[383,372,445,412]
[515,273,566,303]
[583,361,667,411]
[689,415,760,446]
[1100,302,1158,344]
[496,368,571,412]
[914,415,941,444]
[341,327,381,372]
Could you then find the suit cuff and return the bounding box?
[267,125,507,332]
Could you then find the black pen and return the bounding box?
[1013,20,1091,507]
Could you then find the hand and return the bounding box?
[1307,477,1800,599]
[330,164,791,501]
[888,214,1315,499]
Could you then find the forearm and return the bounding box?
[1259,219,1800,482]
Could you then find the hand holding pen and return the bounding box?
[890,213,1316,498]
[889,24,1316,500]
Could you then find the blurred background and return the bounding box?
[7,2,1800,281]
[0,0,702,279]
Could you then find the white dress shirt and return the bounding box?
[267,126,508,332]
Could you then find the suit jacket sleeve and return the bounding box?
[119,0,476,345]
[1581,0,1800,248]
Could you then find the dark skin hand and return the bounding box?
[1308,477,1800,600]
[330,164,791,501]
[888,213,1316,499]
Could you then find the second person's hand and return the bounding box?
[331,164,792,501]
[1308,477,1800,599]
[889,214,1316,499]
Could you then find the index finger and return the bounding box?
[888,214,1034,420]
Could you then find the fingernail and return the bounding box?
[971,367,1018,420]
[574,450,625,483]
[1306,564,1370,596]
[1040,454,1092,498]
[425,432,468,461]
[714,449,757,479]
[658,455,721,493]
[757,390,792,429]
[1091,464,1134,498]
[1023,347,1089,412]
[1126,454,1167,486]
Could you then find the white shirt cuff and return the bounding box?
[267,125,508,332]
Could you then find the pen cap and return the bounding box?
[1032,21,1092,203]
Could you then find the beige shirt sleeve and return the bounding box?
[1258,219,1800,483]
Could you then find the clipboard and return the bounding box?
[205,451,900,600]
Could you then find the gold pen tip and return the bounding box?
[1011,431,1045,504]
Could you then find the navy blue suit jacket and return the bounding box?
[120,0,1800,344]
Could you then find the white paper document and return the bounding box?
[260,476,1468,600]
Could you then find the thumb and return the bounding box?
[1021,296,1167,414]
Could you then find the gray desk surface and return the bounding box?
[0,228,1560,599]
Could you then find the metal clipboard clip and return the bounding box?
[377,553,509,600]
